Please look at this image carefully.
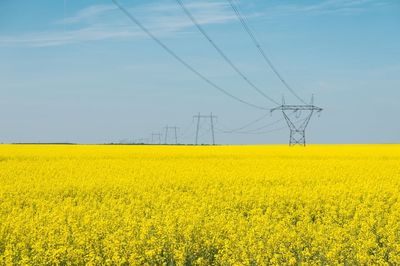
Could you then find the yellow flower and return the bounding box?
[0,144,399,265]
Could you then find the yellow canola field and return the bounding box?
[0,144,400,265]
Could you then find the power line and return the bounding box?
[216,111,299,134]
[227,0,307,104]
[217,125,288,135]
[176,0,279,106]
[238,117,285,133]
[216,116,308,135]
[215,112,270,133]
[215,117,286,134]
[112,0,270,111]
[236,111,299,133]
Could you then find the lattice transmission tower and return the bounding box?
[164,126,179,144]
[271,96,322,146]
[193,113,217,145]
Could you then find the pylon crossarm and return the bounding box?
[270,105,284,113]
[271,105,323,112]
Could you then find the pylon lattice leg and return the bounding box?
[289,130,306,146]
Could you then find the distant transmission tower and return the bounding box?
[193,113,217,145]
[164,126,179,144]
[271,96,322,146]
[151,133,162,144]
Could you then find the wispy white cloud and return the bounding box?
[145,2,238,33]
[0,0,392,47]
[0,1,239,47]
[0,26,142,47]
[263,0,392,17]
[57,4,117,25]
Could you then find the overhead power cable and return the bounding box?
[238,111,297,133]
[222,125,288,135]
[216,111,298,134]
[234,117,285,133]
[215,112,270,133]
[227,0,307,104]
[216,116,307,135]
[215,124,287,135]
[216,117,285,134]
[112,0,269,111]
[176,0,279,106]
[238,117,284,133]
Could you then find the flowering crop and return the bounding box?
[0,144,399,265]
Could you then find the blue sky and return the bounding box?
[0,0,399,144]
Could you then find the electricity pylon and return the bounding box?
[164,126,179,144]
[271,96,322,146]
[151,133,162,144]
[193,113,217,145]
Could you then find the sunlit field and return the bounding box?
[0,144,399,265]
